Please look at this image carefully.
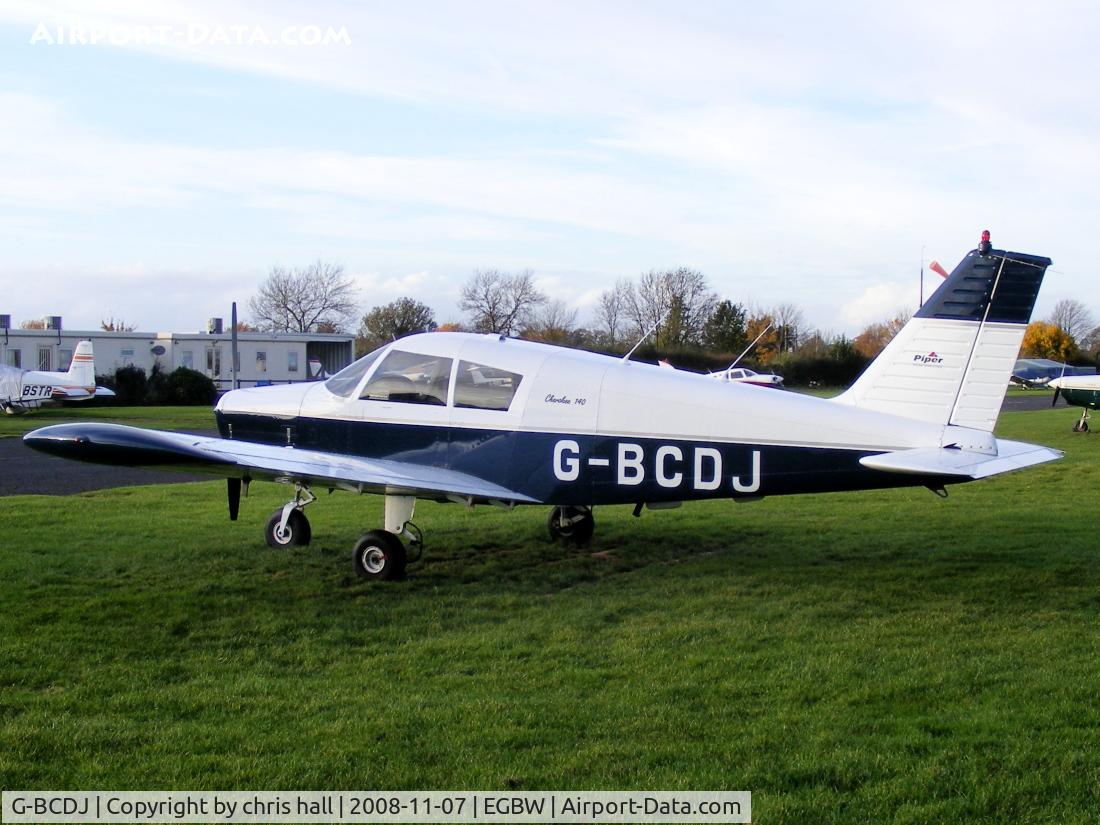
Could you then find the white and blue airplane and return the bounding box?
[1,341,114,414]
[24,233,1059,581]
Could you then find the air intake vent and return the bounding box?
[207,317,224,334]
[46,315,62,330]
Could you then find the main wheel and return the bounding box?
[547,506,595,546]
[353,530,408,581]
[265,508,311,548]
[1074,419,1089,433]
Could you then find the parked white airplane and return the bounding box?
[24,233,1059,581]
[708,367,784,387]
[1,341,114,414]
[1048,374,1100,432]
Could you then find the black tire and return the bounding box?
[547,506,595,546]
[353,530,407,581]
[265,509,311,548]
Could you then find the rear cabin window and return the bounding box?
[361,350,453,406]
[325,347,384,398]
[454,361,522,411]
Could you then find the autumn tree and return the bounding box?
[744,311,781,364]
[100,317,139,331]
[460,269,545,335]
[249,260,358,333]
[1021,321,1078,361]
[853,311,912,358]
[359,297,436,348]
[19,319,46,329]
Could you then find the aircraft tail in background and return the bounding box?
[65,341,96,390]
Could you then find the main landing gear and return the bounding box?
[352,495,422,581]
[547,505,595,546]
[1072,408,1091,433]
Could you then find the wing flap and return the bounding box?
[860,439,1061,479]
[23,423,538,504]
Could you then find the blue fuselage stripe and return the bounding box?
[217,412,945,504]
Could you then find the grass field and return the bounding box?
[0,405,217,438]
[1,407,1097,823]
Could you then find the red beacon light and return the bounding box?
[979,229,993,255]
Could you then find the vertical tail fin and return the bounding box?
[66,341,96,389]
[835,233,1052,431]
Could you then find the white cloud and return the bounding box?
[840,281,918,330]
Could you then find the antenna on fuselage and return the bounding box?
[621,311,668,363]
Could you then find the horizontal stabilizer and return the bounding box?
[860,439,1061,479]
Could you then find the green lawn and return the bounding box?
[0,408,1097,823]
[0,405,217,438]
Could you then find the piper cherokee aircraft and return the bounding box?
[24,232,1060,582]
[1048,374,1100,432]
[1,341,114,414]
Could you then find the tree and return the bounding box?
[594,279,631,349]
[359,297,437,346]
[703,300,748,354]
[1047,299,1094,343]
[625,267,716,349]
[459,269,545,335]
[100,317,138,332]
[19,319,46,329]
[249,260,358,333]
[1022,321,1078,361]
[233,321,259,332]
[522,299,579,344]
[853,311,911,358]
[744,311,781,364]
[772,302,806,356]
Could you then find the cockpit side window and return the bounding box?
[361,350,453,406]
[325,346,385,398]
[454,360,523,411]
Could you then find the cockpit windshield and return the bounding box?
[324,346,385,397]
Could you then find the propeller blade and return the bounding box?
[1052,387,1061,408]
[227,477,241,521]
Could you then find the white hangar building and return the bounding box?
[0,315,355,390]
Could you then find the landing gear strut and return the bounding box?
[264,484,315,548]
[352,495,422,581]
[548,505,595,546]
[1073,408,1091,433]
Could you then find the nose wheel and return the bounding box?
[264,484,315,548]
[1072,409,1091,432]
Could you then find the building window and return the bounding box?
[59,349,73,371]
[288,351,299,373]
[6,349,21,368]
[181,350,194,369]
[120,349,135,365]
[207,348,222,376]
[256,351,267,373]
[38,346,52,371]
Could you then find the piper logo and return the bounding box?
[913,351,944,365]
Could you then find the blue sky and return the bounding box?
[0,1,1097,336]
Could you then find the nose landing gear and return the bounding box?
[264,484,315,548]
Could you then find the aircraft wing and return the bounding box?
[859,439,1061,479]
[23,423,540,504]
